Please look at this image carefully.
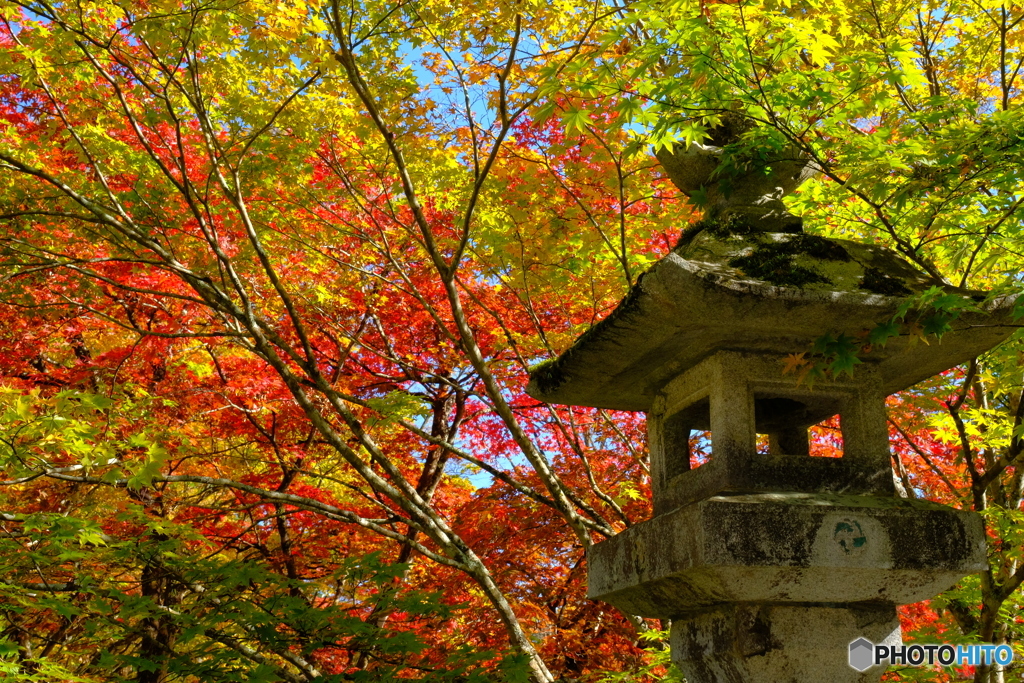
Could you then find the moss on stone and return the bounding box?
[529,357,566,395]
[729,247,830,287]
[677,218,859,288]
[726,233,851,288]
[860,266,912,296]
[710,491,953,512]
[674,215,761,251]
[786,234,851,262]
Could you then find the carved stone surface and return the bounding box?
[587,493,987,617]
[653,113,817,235]
[656,141,817,232]
[525,248,1016,411]
[527,120,1009,681]
[646,350,893,513]
[671,603,901,683]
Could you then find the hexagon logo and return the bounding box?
[849,637,875,671]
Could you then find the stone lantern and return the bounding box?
[525,129,1018,682]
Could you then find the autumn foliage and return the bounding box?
[0,1,1022,683]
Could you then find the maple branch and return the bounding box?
[24,468,470,571]
[550,406,632,528]
[0,153,132,232]
[0,209,108,225]
[393,416,617,530]
[585,125,636,285]
[326,13,606,551]
[202,631,309,683]
[599,409,649,475]
[0,459,116,486]
[444,277,612,543]
[12,154,493,592]
[329,11,449,280]
[68,37,201,216]
[999,563,1024,604]
[888,418,965,500]
[861,0,927,129]
[178,73,324,375]
[295,170,461,345]
[957,195,1024,288]
[416,18,481,178]
[0,252,214,309]
[448,13,523,272]
[300,376,613,534]
[457,277,635,526]
[576,440,633,528]
[974,439,1024,496]
[945,403,986,509]
[11,581,80,592]
[7,31,133,226]
[236,69,322,167]
[30,40,263,335]
[729,39,952,283]
[890,449,917,499]
[134,93,468,574]
[137,586,318,682]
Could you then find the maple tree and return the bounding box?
[0,1,683,681]
[0,1,1022,683]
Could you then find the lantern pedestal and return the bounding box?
[671,603,900,683]
[586,492,985,681]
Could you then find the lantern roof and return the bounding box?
[526,223,1017,412]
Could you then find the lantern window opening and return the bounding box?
[662,395,712,480]
[689,430,712,468]
[753,392,848,459]
[809,415,845,458]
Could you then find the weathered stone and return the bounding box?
[647,350,894,513]
[671,603,901,683]
[656,136,817,232]
[527,127,1009,681]
[587,493,986,618]
[525,248,1016,411]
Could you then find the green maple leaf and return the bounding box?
[868,320,901,346]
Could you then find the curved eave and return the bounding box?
[526,253,1017,411]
